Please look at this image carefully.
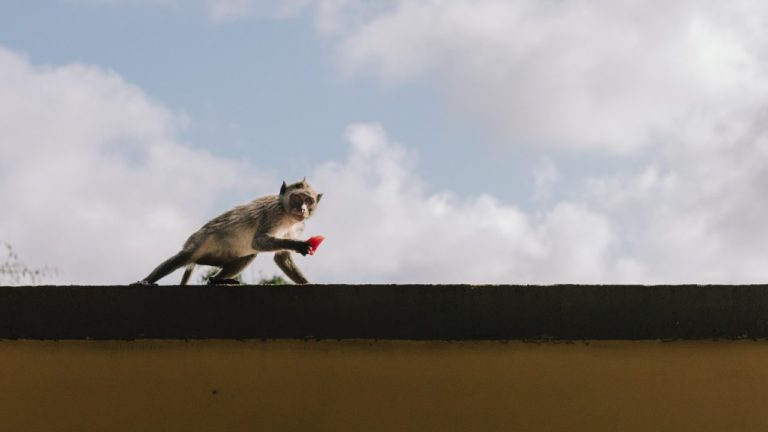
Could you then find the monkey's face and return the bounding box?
[288,191,318,219]
[280,180,323,220]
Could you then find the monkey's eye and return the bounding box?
[305,197,315,205]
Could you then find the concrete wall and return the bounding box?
[2,340,768,432]
[2,285,768,431]
[3,284,768,339]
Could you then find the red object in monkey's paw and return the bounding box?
[307,235,325,255]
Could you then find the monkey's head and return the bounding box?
[280,178,323,221]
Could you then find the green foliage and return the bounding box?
[259,274,288,285]
[197,267,244,285]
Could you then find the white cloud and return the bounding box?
[288,0,768,283]
[0,48,623,286]
[586,117,768,283]
[281,120,768,284]
[0,47,273,284]
[4,41,766,285]
[8,0,768,285]
[333,0,768,153]
[277,123,626,284]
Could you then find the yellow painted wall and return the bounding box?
[1,340,767,431]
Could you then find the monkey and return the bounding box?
[134,179,323,286]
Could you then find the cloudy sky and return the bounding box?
[1,0,767,285]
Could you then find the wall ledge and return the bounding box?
[1,284,767,340]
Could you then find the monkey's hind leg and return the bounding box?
[139,251,193,285]
[180,263,196,286]
[208,254,256,285]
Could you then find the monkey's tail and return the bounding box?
[180,263,195,286]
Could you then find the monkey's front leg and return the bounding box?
[274,251,309,284]
[252,235,312,256]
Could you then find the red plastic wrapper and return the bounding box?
[307,235,325,255]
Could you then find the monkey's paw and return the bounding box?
[296,242,312,256]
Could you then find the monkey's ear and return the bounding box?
[317,193,323,203]
[280,181,287,195]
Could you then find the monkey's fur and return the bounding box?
[136,179,322,285]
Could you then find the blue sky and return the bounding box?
[0,0,538,202]
[2,0,768,285]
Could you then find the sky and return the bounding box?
[1,0,768,285]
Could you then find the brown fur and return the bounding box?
[135,180,322,285]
